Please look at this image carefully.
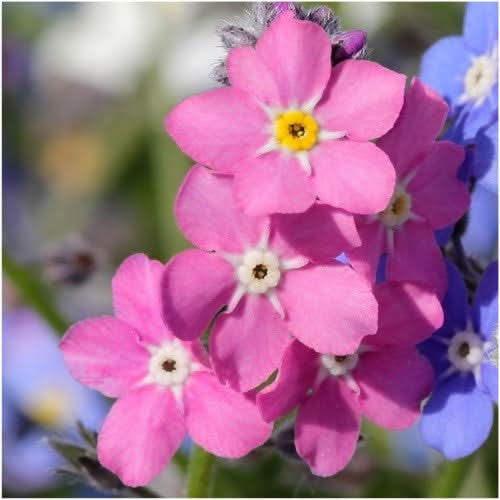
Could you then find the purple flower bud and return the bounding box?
[331,30,367,65]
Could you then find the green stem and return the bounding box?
[3,250,69,335]
[428,455,475,497]
[186,445,216,498]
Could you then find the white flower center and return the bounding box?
[379,184,412,228]
[447,331,485,372]
[321,353,359,376]
[464,51,498,103]
[148,340,192,387]
[237,248,281,294]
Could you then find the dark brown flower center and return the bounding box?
[334,355,347,363]
[390,195,407,216]
[253,264,268,280]
[458,342,470,358]
[288,123,306,138]
[162,359,177,372]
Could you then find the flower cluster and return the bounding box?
[60,3,497,488]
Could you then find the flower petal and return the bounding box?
[255,11,331,107]
[365,282,443,349]
[386,221,447,298]
[165,87,268,174]
[442,260,469,332]
[480,363,498,404]
[60,317,149,398]
[295,377,361,477]
[210,294,292,393]
[112,254,171,345]
[346,220,385,285]
[257,340,319,422]
[270,204,360,263]
[97,384,186,487]
[184,372,271,458]
[279,263,378,354]
[175,165,267,253]
[162,250,235,340]
[315,60,406,141]
[377,78,449,180]
[473,261,498,339]
[311,140,395,214]
[356,347,434,429]
[420,373,493,459]
[409,142,469,229]
[463,2,498,55]
[233,152,315,216]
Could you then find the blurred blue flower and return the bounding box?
[418,260,498,459]
[420,2,498,139]
[2,308,108,493]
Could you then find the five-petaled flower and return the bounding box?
[419,260,498,459]
[165,11,406,216]
[60,254,271,487]
[347,78,470,298]
[161,165,378,392]
[257,281,442,476]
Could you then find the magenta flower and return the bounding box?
[347,78,470,297]
[162,165,378,392]
[257,281,443,476]
[60,254,271,487]
[165,11,406,216]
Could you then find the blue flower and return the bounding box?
[418,260,498,459]
[420,2,498,139]
[2,308,107,493]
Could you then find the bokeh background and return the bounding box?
[2,2,498,497]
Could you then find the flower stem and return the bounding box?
[428,455,475,497]
[186,445,216,497]
[3,250,69,335]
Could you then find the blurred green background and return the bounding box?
[2,2,497,497]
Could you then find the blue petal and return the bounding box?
[473,261,498,339]
[462,185,498,265]
[481,363,498,404]
[418,335,451,376]
[420,36,471,115]
[462,98,498,140]
[463,2,499,55]
[443,260,469,331]
[476,120,498,193]
[420,373,493,459]
[435,225,454,247]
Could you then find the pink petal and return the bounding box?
[97,384,185,487]
[165,87,268,174]
[346,220,385,285]
[409,142,469,229]
[255,11,331,107]
[296,377,361,477]
[233,152,316,216]
[386,221,447,298]
[315,60,406,141]
[210,294,292,392]
[356,348,434,429]
[175,165,267,253]
[257,340,319,423]
[270,204,361,262]
[365,282,444,349]
[377,78,449,179]
[184,372,272,458]
[227,47,281,106]
[112,254,171,345]
[60,317,149,398]
[279,263,378,354]
[162,250,235,340]
[311,140,396,214]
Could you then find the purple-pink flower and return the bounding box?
[347,78,470,297]
[165,11,406,216]
[257,281,443,476]
[162,165,378,392]
[60,254,271,487]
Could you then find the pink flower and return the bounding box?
[162,165,378,392]
[60,254,271,487]
[165,11,406,216]
[347,78,470,297]
[257,281,443,476]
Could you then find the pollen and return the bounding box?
[379,185,412,228]
[275,110,319,151]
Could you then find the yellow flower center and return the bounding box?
[275,110,319,151]
[25,388,72,428]
[464,53,497,102]
[379,185,412,228]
